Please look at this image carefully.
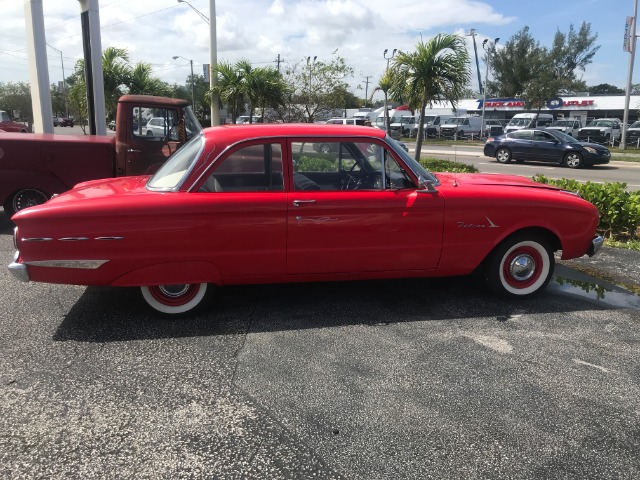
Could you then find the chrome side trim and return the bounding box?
[95,236,125,241]
[24,259,108,269]
[59,237,90,241]
[22,237,53,242]
[8,262,29,282]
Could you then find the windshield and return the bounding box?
[552,120,571,127]
[508,118,533,126]
[549,130,578,144]
[589,120,614,127]
[147,133,205,190]
[183,106,202,139]
[386,135,439,185]
[631,121,640,128]
[423,116,435,124]
[446,117,467,125]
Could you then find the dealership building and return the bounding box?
[434,95,640,125]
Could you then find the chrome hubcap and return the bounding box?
[509,254,535,281]
[158,284,190,297]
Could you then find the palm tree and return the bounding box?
[101,47,131,119]
[248,67,289,121]
[391,34,471,160]
[370,69,394,131]
[209,61,245,123]
[128,63,171,97]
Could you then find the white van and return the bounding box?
[325,118,366,125]
[374,108,413,131]
[439,116,483,138]
[505,113,553,133]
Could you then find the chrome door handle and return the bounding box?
[292,199,316,207]
[127,148,142,153]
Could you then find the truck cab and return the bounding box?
[0,95,201,218]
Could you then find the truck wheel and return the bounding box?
[495,148,512,163]
[146,130,154,136]
[484,234,554,297]
[4,189,49,218]
[140,283,214,316]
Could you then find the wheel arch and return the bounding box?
[481,226,561,266]
[110,261,223,287]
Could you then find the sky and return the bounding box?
[0,0,635,101]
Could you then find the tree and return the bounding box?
[276,56,355,122]
[128,63,171,97]
[100,47,131,119]
[489,24,599,99]
[390,34,470,160]
[370,70,394,131]
[589,83,625,95]
[0,82,33,124]
[209,61,246,123]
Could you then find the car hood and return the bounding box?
[435,173,562,190]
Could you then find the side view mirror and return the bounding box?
[417,176,438,193]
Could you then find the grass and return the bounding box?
[606,239,640,251]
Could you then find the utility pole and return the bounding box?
[621,0,638,149]
[362,76,371,107]
[274,54,283,72]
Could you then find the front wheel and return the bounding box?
[564,152,583,168]
[495,148,512,163]
[484,235,554,297]
[140,283,214,316]
[4,189,49,218]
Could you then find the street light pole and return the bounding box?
[46,43,68,117]
[481,38,500,137]
[383,49,396,132]
[466,29,483,95]
[177,0,218,125]
[173,55,195,109]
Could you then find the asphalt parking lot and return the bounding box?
[1,215,639,479]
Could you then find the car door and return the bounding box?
[193,141,288,279]
[286,139,445,275]
[507,130,533,159]
[531,130,560,162]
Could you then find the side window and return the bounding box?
[511,130,532,140]
[132,107,179,140]
[533,131,554,142]
[200,143,283,192]
[291,141,414,191]
[434,118,440,125]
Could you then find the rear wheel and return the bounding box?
[4,189,49,218]
[496,148,512,163]
[485,234,554,297]
[140,283,214,316]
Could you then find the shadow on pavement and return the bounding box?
[53,275,610,343]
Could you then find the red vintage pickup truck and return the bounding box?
[0,95,201,217]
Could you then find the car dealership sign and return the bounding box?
[477,97,595,109]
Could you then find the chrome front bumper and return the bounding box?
[8,251,29,282]
[588,235,604,257]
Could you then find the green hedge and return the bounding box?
[532,174,640,241]
[419,158,478,173]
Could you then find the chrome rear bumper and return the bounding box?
[588,235,604,257]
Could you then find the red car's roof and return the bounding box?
[202,123,387,143]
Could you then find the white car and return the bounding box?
[145,117,172,137]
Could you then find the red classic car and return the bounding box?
[8,124,603,316]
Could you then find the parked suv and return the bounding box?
[578,118,621,143]
[548,118,582,137]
